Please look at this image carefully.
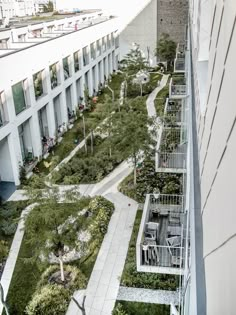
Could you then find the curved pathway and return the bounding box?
[3,76,173,315]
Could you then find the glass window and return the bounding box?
[50,63,59,89]
[12,81,27,115]
[96,39,101,57]
[90,42,96,60]
[74,51,80,72]
[82,46,89,66]
[33,70,44,99]
[102,37,106,52]
[63,56,71,80]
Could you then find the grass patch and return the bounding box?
[120,210,178,290]
[113,301,170,315]
[6,198,114,314]
[154,84,169,117]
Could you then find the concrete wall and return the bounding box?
[119,0,157,66]
[157,0,189,44]
[190,0,236,314]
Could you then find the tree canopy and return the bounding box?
[119,47,148,75]
[155,33,177,70]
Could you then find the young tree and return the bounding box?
[155,33,177,71]
[43,0,54,12]
[114,98,153,185]
[24,185,81,282]
[119,46,148,75]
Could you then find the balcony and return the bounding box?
[156,127,187,173]
[136,194,184,275]
[169,76,187,98]
[164,98,183,125]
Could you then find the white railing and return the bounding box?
[170,79,187,97]
[136,194,184,274]
[156,152,186,170]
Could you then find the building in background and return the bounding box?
[119,0,188,65]
[0,0,36,24]
[0,12,119,187]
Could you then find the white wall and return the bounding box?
[191,0,236,314]
[119,0,157,65]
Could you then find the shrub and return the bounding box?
[25,284,70,315]
[112,303,128,315]
[37,265,87,292]
[26,265,87,315]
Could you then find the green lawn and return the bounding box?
[113,301,170,315]
[121,210,179,290]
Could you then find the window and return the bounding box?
[102,37,106,52]
[12,81,27,115]
[82,46,89,66]
[0,38,9,49]
[18,34,26,42]
[74,51,80,72]
[0,92,8,127]
[63,56,71,80]
[90,42,96,60]
[111,33,115,46]
[96,39,101,56]
[107,34,111,49]
[33,70,45,99]
[50,63,59,89]
[115,34,119,49]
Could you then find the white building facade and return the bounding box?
[0,14,120,186]
[0,0,36,22]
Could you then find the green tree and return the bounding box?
[24,185,82,282]
[155,33,177,71]
[114,98,153,185]
[43,0,54,12]
[119,46,148,75]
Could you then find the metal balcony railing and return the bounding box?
[156,127,187,172]
[140,244,184,268]
[170,79,187,97]
[174,58,185,72]
[136,194,184,274]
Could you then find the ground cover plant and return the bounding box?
[6,195,114,315]
[120,210,179,290]
[33,73,124,177]
[119,157,183,203]
[0,200,29,276]
[51,96,153,185]
[113,301,170,315]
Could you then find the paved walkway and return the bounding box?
[146,74,169,118]
[117,286,179,305]
[67,193,138,315]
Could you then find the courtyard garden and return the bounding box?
[5,193,114,315]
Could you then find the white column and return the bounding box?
[29,112,42,158]
[71,82,78,111]
[47,100,56,138]
[60,90,69,126]
[8,128,22,186]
